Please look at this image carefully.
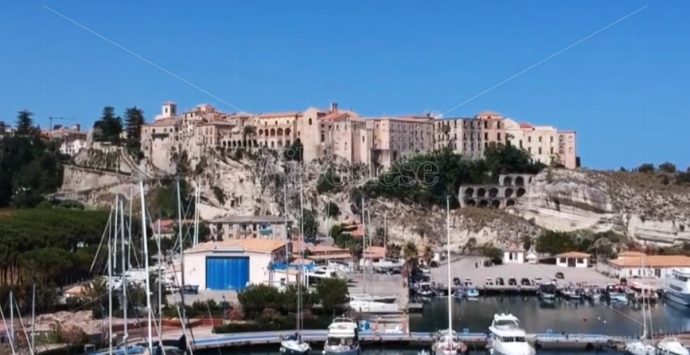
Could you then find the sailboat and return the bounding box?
[280,167,310,355]
[625,255,656,355]
[431,196,467,355]
[657,336,689,355]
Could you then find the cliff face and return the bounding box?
[514,169,690,245]
[60,147,690,248]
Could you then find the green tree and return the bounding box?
[521,235,532,251]
[316,278,348,315]
[316,169,341,194]
[386,243,401,259]
[637,163,655,173]
[301,209,319,242]
[479,243,503,264]
[238,284,282,318]
[659,162,676,174]
[324,201,340,218]
[536,230,576,255]
[15,110,35,136]
[403,241,418,264]
[124,107,145,156]
[93,106,123,144]
[284,139,303,162]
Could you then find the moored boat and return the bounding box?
[323,317,360,355]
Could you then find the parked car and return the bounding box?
[555,272,565,279]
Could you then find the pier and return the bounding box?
[189,330,619,351]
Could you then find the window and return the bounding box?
[528,136,531,143]
[519,140,523,148]
[497,133,501,140]
[528,147,531,153]
[577,258,584,263]
[559,257,566,263]
[550,147,554,154]
[538,147,542,154]
[321,133,325,142]
[484,121,488,129]
[308,118,312,125]
[484,132,488,140]
[550,136,554,143]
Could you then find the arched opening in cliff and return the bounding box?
[515,176,525,186]
[516,188,526,197]
[464,187,474,197]
[552,197,560,211]
[505,188,514,198]
[489,188,499,198]
[477,188,487,198]
[490,200,500,208]
[503,176,513,186]
[465,199,476,207]
[506,199,516,207]
[479,199,489,207]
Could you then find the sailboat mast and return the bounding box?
[120,198,128,343]
[139,181,154,353]
[193,180,200,247]
[446,195,452,342]
[31,282,35,352]
[641,254,647,339]
[157,218,163,338]
[0,296,16,355]
[298,165,305,334]
[176,178,194,347]
[108,196,115,355]
[10,291,14,347]
[361,196,367,294]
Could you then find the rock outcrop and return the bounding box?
[514,169,690,245]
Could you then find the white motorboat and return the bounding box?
[280,338,311,355]
[665,269,690,306]
[657,337,690,355]
[349,293,396,304]
[625,340,656,355]
[488,313,535,355]
[323,317,360,355]
[349,299,398,313]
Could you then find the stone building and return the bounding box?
[140,101,579,174]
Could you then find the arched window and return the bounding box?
[308,118,312,125]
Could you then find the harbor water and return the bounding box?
[213,296,690,355]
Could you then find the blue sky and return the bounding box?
[1,1,688,170]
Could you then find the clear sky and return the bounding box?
[1,1,688,170]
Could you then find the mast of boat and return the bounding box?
[140,181,154,353]
[12,296,34,355]
[0,295,16,355]
[640,253,648,340]
[193,179,200,247]
[446,195,453,344]
[283,179,289,285]
[361,196,367,294]
[176,178,195,348]
[10,290,13,346]
[31,281,35,352]
[298,165,305,335]
[120,197,128,344]
[108,196,116,355]
[384,212,387,250]
[157,217,163,341]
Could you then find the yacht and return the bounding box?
[657,337,690,355]
[349,298,398,313]
[664,269,690,306]
[465,287,479,300]
[538,283,557,300]
[488,313,535,355]
[349,293,396,304]
[323,317,360,355]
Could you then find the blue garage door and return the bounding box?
[206,256,250,290]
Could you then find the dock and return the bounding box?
[190,330,618,351]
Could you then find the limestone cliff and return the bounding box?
[514,169,690,245]
[59,147,690,248]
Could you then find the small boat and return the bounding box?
[349,293,396,304]
[453,287,465,299]
[488,313,535,355]
[466,287,479,299]
[281,335,311,355]
[561,288,582,300]
[656,336,690,355]
[664,270,690,306]
[349,299,398,313]
[323,317,361,355]
[538,283,557,300]
[432,330,468,354]
[625,340,656,355]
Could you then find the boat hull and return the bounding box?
[665,289,690,306]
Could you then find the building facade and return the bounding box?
[140,102,578,173]
[208,215,288,241]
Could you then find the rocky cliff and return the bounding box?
[60,147,690,248]
[514,169,690,245]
